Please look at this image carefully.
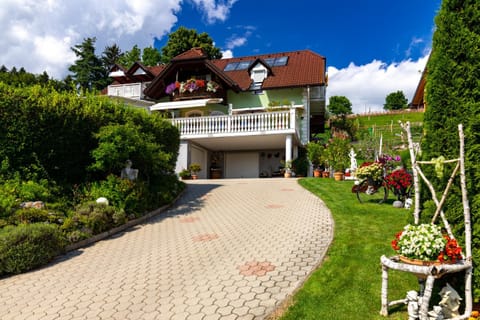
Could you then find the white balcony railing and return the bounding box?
[107,82,150,100]
[171,109,300,137]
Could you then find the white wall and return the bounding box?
[190,145,207,179]
[175,141,189,173]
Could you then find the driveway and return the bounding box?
[0,178,333,320]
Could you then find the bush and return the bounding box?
[0,223,66,275]
[9,208,65,225]
[81,174,149,216]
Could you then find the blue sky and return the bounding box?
[165,0,440,69]
[1,0,442,113]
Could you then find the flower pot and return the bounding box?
[399,256,443,266]
[284,172,292,178]
[191,174,198,180]
[313,169,321,178]
[322,171,330,178]
[333,172,344,181]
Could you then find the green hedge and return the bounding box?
[0,83,179,185]
[423,0,480,300]
[0,223,66,275]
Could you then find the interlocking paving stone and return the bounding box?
[0,178,333,319]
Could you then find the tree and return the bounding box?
[102,43,123,71]
[384,91,408,110]
[118,45,141,69]
[423,0,480,298]
[327,96,352,119]
[142,46,162,66]
[68,37,107,91]
[160,26,222,63]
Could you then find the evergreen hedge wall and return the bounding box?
[0,83,179,186]
[423,0,480,299]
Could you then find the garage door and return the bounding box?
[225,152,259,178]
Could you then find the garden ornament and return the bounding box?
[427,306,444,320]
[438,283,461,318]
[404,198,413,209]
[96,197,109,206]
[121,160,138,181]
[406,290,419,320]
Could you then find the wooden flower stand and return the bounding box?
[380,123,473,320]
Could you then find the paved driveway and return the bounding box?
[0,178,333,320]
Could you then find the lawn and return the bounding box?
[278,178,417,320]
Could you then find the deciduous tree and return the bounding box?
[160,26,222,63]
[384,91,408,110]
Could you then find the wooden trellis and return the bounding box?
[380,122,472,319]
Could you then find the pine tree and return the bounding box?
[68,37,107,91]
[102,43,123,71]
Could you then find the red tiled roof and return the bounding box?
[116,48,327,99]
[211,50,327,90]
[147,65,165,76]
[172,47,208,61]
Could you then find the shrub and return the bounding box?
[81,174,149,216]
[9,208,65,225]
[0,223,66,275]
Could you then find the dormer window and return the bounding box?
[249,63,268,90]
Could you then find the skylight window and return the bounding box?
[224,60,253,71]
[264,56,289,67]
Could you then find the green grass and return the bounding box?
[353,111,424,148]
[279,178,417,320]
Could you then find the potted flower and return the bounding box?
[355,162,384,185]
[307,141,324,177]
[384,168,412,202]
[391,223,463,265]
[188,163,201,180]
[178,168,191,180]
[283,160,293,178]
[324,137,350,179]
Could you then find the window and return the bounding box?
[264,56,289,67]
[185,110,203,117]
[224,60,253,71]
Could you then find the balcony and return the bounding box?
[171,109,301,139]
[107,83,149,100]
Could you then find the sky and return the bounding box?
[0,0,442,113]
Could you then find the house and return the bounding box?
[409,67,426,110]
[106,48,327,179]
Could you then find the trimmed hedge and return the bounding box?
[424,0,480,299]
[0,83,179,185]
[0,223,66,275]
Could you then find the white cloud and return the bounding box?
[189,0,237,23]
[327,54,429,114]
[222,49,233,58]
[0,0,238,78]
[226,36,247,50]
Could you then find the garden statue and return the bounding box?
[404,198,413,209]
[438,283,461,318]
[427,306,444,320]
[121,160,138,181]
[349,148,358,172]
[406,290,419,320]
